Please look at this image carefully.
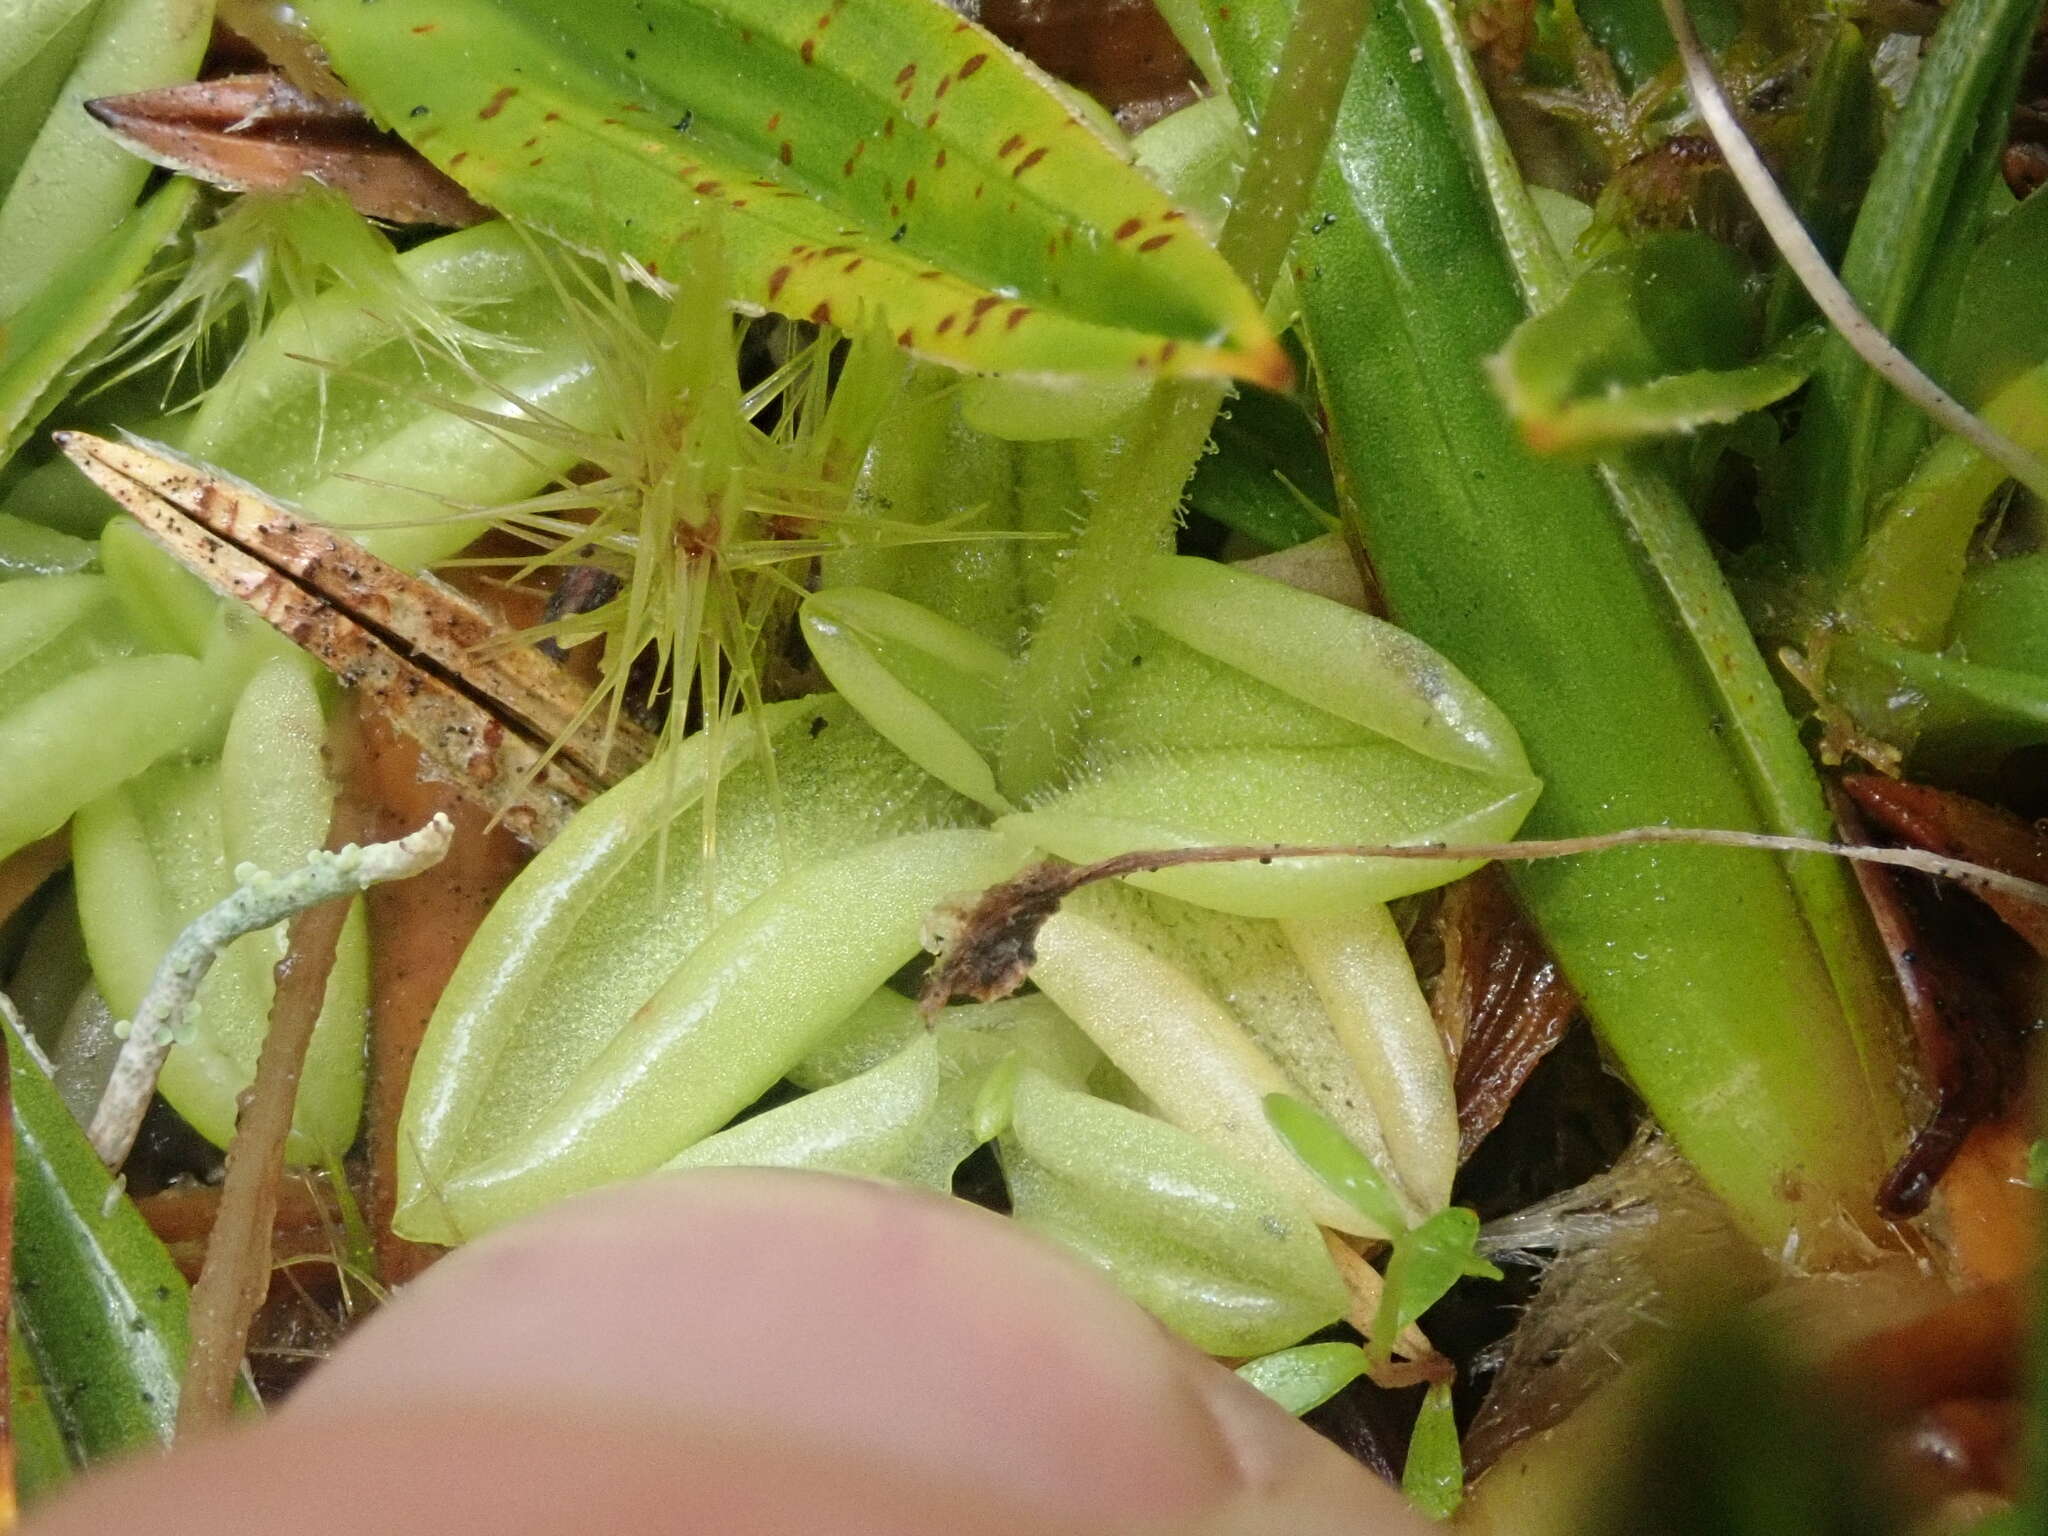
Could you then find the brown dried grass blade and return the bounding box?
[1842,774,2048,957]
[177,795,363,1438]
[56,433,641,845]
[86,75,486,228]
[1832,785,2023,1219]
[78,437,649,784]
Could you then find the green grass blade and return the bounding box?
[1776,0,2045,574]
[7,1007,193,1459]
[11,1317,73,1506]
[1206,0,1905,1250]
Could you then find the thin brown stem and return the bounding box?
[923,825,2048,1013]
[1065,826,2048,909]
[177,798,367,1438]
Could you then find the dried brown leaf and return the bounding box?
[86,75,485,227]
[58,433,651,846]
[1842,774,2048,956]
[1433,869,1580,1164]
[1833,778,2040,1219]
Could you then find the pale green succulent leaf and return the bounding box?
[1236,1342,1370,1416]
[1002,1068,1348,1357]
[800,585,1012,811]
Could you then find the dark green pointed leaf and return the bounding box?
[1371,1206,1497,1366]
[1401,1382,1463,1520]
[7,1007,192,1459]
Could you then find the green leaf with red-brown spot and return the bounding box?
[290,0,1288,387]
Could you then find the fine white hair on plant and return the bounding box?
[86,813,456,1169]
[1658,0,2048,503]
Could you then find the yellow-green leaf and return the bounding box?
[291,0,1287,386]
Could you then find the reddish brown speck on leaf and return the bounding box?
[897,327,914,346]
[917,269,946,280]
[603,116,622,125]
[645,260,660,277]
[1014,146,1048,176]
[1159,341,1180,364]
[768,264,793,299]
[936,75,953,98]
[811,300,833,323]
[820,244,852,258]
[694,179,722,195]
[937,312,957,334]
[817,8,833,26]
[1139,232,1174,252]
[998,134,1024,158]
[971,296,1001,318]
[959,52,988,78]
[924,111,940,128]
[450,150,469,166]
[1161,209,1187,221]
[896,63,917,86]
[905,177,918,201]
[1006,306,1032,329]
[1045,236,1058,257]
[740,26,752,41]
[479,86,517,120]
[733,198,748,208]
[844,257,863,272]
[521,135,539,148]
[890,202,902,219]
[1114,217,1143,240]
[410,22,436,33]
[843,157,857,176]
[753,178,779,188]
[780,140,794,164]
[544,111,561,122]
[973,184,983,198]
[767,111,781,131]
[883,117,896,137]
[530,156,544,166]
[935,148,947,168]
[800,37,816,63]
